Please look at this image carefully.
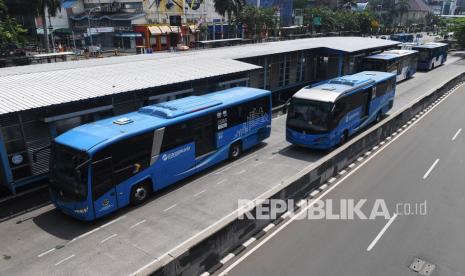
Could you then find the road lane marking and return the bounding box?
[54,254,75,266]
[215,166,232,175]
[238,154,258,165]
[69,216,126,244]
[216,179,228,185]
[366,213,399,252]
[452,128,462,141]
[130,219,147,229]
[38,248,56,258]
[100,234,117,244]
[163,204,177,212]
[253,161,264,167]
[235,169,246,175]
[194,190,206,197]
[423,159,440,179]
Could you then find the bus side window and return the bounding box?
[111,132,154,184]
[161,123,193,153]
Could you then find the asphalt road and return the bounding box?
[0,56,464,276]
[219,75,465,276]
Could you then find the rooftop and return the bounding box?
[293,71,396,103]
[55,87,270,151]
[0,37,399,115]
[0,56,260,115]
[365,49,418,60]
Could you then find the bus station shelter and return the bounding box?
[0,36,399,194]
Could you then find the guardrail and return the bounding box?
[141,72,465,276]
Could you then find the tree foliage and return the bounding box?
[450,18,465,47]
[302,7,378,34]
[235,6,278,39]
[213,0,245,22]
[0,0,26,55]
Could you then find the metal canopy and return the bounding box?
[0,56,260,115]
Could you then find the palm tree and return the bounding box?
[213,0,245,23]
[32,0,62,52]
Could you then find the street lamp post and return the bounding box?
[87,7,100,48]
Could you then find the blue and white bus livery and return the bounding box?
[286,71,396,150]
[412,42,448,70]
[363,50,418,83]
[49,87,272,221]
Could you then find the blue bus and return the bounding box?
[49,87,272,220]
[412,42,448,70]
[286,71,396,150]
[390,33,414,43]
[363,50,418,83]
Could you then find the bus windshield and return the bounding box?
[50,142,89,201]
[287,98,332,133]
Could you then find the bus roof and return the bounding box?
[364,49,418,61]
[55,87,270,152]
[293,71,395,103]
[413,42,448,49]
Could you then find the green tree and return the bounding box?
[0,0,26,55]
[236,6,278,39]
[451,17,465,47]
[213,0,245,23]
[303,7,337,32]
[31,0,62,52]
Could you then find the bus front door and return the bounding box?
[91,157,118,218]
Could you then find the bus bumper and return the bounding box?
[286,129,332,150]
[50,191,94,221]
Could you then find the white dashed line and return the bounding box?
[423,159,440,180]
[235,169,246,175]
[54,254,75,266]
[366,213,398,252]
[310,190,319,197]
[253,161,264,167]
[319,184,328,190]
[38,248,56,258]
[263,223,275,232]
[194,190,206,197]
[216,179,228,185]
[220,253,236,264]
[163,204,177,212]
[452,128,462,141]
[130,219,147,229]
[327,178,337,184]
[100,234,117,244]
[242,237,256,247]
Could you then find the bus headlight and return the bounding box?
[74,206,88,214]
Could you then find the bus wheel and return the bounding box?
[130,181,152,205]
[229,142,242,160]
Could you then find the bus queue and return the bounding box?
[47,40,448,220]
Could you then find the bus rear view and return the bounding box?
[286,71,396,150]
[49,87,272,221]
